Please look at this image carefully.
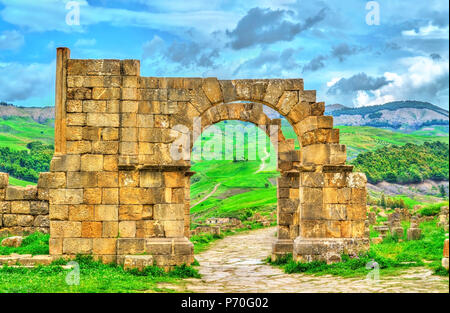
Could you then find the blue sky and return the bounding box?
[0,0,448,109]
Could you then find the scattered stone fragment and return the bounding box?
[1,236,23,247]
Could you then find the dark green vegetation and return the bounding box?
[417,201,449,216]
[0,232,49,255]
[0,255,199,293]
[351,142,449,184]
[0,141,53,183]
[269,216,448,278]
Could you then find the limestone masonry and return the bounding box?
[0,47,369,268]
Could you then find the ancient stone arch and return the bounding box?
[0,48,369,268]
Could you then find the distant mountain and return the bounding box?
[326,101,449,131]
[324,103,350,113]
[0,102,54,125]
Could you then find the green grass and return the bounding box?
[337,125,448,159]
[0,255,199,293]
[417,201,449,216]
[269,217,449,278]
[0,116,54,150]
[0,232,50,255]
[8,176,37,187]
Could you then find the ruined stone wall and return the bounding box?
[1,47,369,267]
[0,173,49,236]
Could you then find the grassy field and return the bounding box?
[0,116,54,150]
[337,125,449,159]
[0,232,200,293]
[0,255,199,293]
[269,215,449,278]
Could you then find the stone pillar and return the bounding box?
[55,47,70,156]
[293,166,369,263]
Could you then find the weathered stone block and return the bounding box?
[30,201,49,215]
[84,188,102,204]
[67,172,98,188]
[69,204,94,221]
[11,201,31,214]
[49,205,69,221]
[119,221,137,237]
[49,189,83,205]
[163,220,184,237]
[81,221,103,237]
[103,221,119,237]
[50,221,82,237]
[119,205,143,221]
[81,154,104,172]
[153,204,184,220]
[93,238,117,255]
[94,205,118,221]
[63,238,93,254]
[66,140,92,154]
[0,201,10,214]
[117,238,145,254]
[102,188,119,205]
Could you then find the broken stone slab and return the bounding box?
[391,227,404,238]
[407,228,422,241]
[1,236,23,247]
[371,237,383,244]
[118,255,155,271]
[373,225,389,237]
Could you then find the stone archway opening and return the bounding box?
[188,102,297,241]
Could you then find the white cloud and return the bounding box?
[0,30,25,50]
[0,0,238,35]
[326,77,341,87]
[353,56,449,107]
[0,62,55,102]
[402,22,449,39]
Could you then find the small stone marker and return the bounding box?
[442,238,449,270]
[407,216,421,241]
[1,236,23,247]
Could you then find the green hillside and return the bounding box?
[337,125,448,159]
[0,116,54,150]
[351,142,449,184]
[0,115,448,222]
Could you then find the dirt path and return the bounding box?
[159,227,449,293]
[191,183,221,209]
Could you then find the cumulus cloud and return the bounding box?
[226,7,326,50]
[0,30,25,50]
[233,48,301,76]
[331,43,363,62]
[142,36,220,69]
[402,22,449,39]
[0,0,238,35]
[327,56,449,107]
[302,55,327,72]
[0,62,55,102]
[327,73,391,95]
[303,43,364,72]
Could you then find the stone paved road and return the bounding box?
[158,227,449,293]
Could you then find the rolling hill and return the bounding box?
[0,102,448,222]
[326,101,449,132]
